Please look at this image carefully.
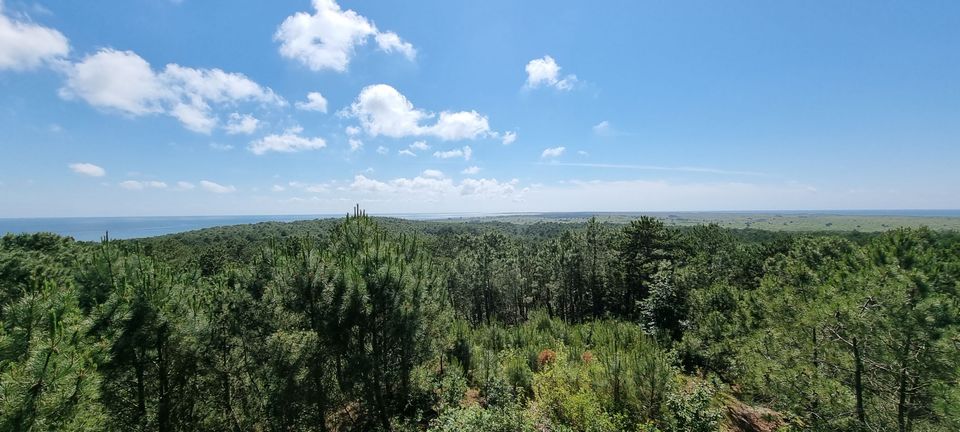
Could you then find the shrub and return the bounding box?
[429,403,536,432]
[537,349,558,368]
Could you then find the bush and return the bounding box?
[665,381,722,432]
[532,351,628,432]
[429,403,536,432]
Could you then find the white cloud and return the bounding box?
[170,101,216,133]
[176,181,195,190]
[541,146,566,158]
[347,173,521,200]
[347,84,492,141]
[0,3,69,71]
[461,166,480,175]
[592,120,612,136]
[272,184,286,192]
[295,91,328,112]
[119,180,167,190]
[60,49,170,116]
[209,142,234,151]
[68,162,105,177]
[525,55,577,90]
[162,64,283,105]
[348,84,426,137]
[345,125,361,136]
[248,126,327,155]
[374,31,416,60]
[459,178,520,197]
[376,145,388,155]
[200,180,235,193]
[60,48,283,133]
[349,138,363,151]
[398,149,415,157]
[422,169,444,178]
[433,145,472,161]
[427,110,490,141]
[224,113,260,135]
[410,140,429,151]
[501,131,517,145]
[275,0,415,72]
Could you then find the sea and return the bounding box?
[1,210,959,242]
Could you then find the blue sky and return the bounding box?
[1,0,958,217]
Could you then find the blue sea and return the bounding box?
[1,210,958,242]
[0,215,336,242]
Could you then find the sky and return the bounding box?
[1,0,959,217]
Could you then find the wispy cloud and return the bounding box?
[68,162,106,177]
[540,161,766,176]
[200,180,236,193]
[541,146,566,159]
[119,180,167,190]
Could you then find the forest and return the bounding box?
[1,208,958,431]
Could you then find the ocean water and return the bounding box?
[0,215,332,242]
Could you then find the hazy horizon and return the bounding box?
[4,208,960,220]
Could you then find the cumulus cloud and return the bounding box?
[59,48,284,133]
[176,181,195,190]
[349,138,363,152]
[461,166,480,175]
[410,140,429,151]
[592,120,614,136]
[200,180,235,193]
[68,162,105,177]
[376,145,388,155]
[60,49,169,116]
[119,180,167,190]
[427,110,490,141]
[525,55,577,90]
[500,131,517,145]
[275,0,415,72]
[248,126,326,155]
[422,169,444,178]
[347,84,493,141]
[374,31,416,60]
[224,113,260,135]
[347,172,521,200]
[433,145,472,161]
[0,3,69,70]
[295,91,328,112]
[541,146,566,158]
[398,149,415,157]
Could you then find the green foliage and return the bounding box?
[1,215,958,431]
[665,381,722,432]
[429,403,536,432]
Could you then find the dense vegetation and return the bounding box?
[1,209,958,431]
